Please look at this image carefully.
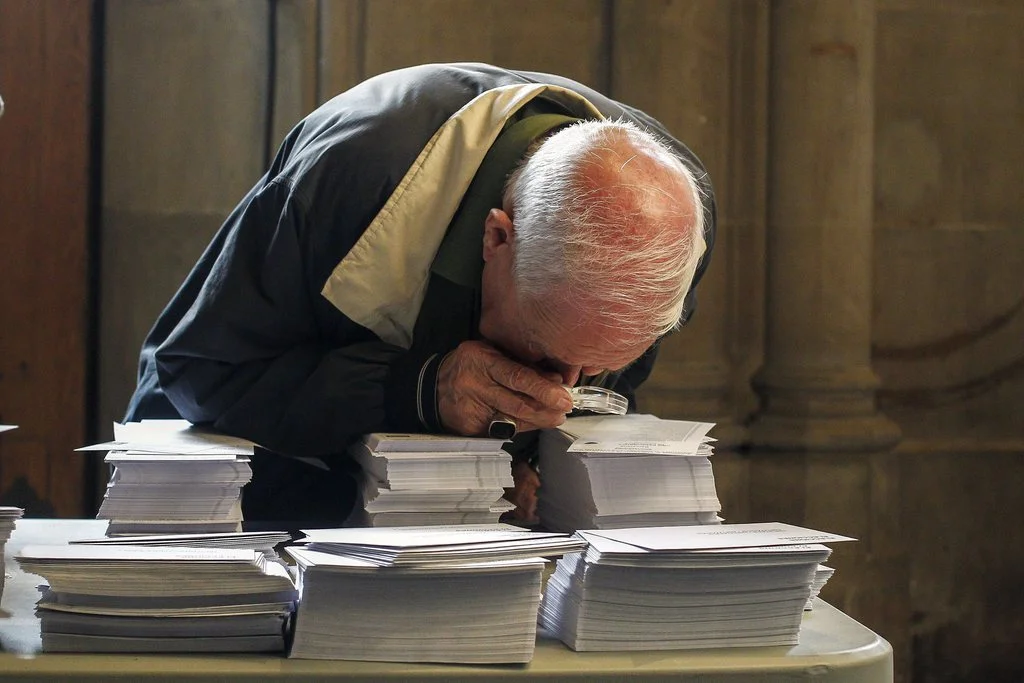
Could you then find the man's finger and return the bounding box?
[487,391,567,430]
[485,359,573,412]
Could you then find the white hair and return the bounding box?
[504,119,707,341]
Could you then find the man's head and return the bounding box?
[479,119,707,386]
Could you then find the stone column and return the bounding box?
[749,0,899,450]
[747,4,907,677]
[613,0,752,447]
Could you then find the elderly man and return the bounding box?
[125,62,715,525]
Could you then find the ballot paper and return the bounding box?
[97,467,248,534]
[363,433,508,452]
[538,414,722,532]
[583,522,855,551]
[288,547,544,663]
[539,522,854,651]
[300,525,585,566]
[40,632,286,654]
[0,507,24,542]
[286,525,577,663]
[363,510,513,527]
[81,420,256,536]
[562,414,716,455]
[35,588,298,617]
[16,544,297,654]
[104,454,252,484]
[353,433,515,527]
[807,564,835,609]
[103,519,247,536]
[70,530,293,557]
[356,446,513,487]
[76,420,256,455]
[0,506,24,598]
[17,544,295,596]
[361,479,510,512]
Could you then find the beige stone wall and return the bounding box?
[873,0,1024,443]
[872,2,1024,681]
[97,1,1023,680]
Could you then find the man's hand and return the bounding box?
[437,340,573,436]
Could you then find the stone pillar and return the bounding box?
[613,0,751,448]
[748,4,907,679]
[749,0,899,450]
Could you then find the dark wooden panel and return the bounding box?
[0,0,93,516]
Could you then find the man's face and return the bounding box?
[480,268,651,385]
[511,299,652,385]
[479,208,653,385]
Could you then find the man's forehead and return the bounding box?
[542,325,651,369]
[523,297,652,369]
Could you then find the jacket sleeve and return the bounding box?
[153,179,444,460]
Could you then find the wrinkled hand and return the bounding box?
[504,460,540,524]
[437,340,573,436]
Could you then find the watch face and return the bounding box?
[488,418,517,440]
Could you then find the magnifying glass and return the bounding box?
[487,385,628,439]
[565,385,629,415]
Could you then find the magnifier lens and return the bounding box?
[566,386,628,415]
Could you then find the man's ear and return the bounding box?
[482,208,514,261]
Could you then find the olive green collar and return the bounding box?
[431,113,579,288]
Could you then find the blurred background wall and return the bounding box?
[1,1,1021,681]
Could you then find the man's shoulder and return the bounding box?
[269,65,524,203]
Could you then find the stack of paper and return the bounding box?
[351,433,515,526]
[70,530,292,558]
[807,564,836,609]
[0,506,25,599]
[539,522,854,651]
[16,543,298,653]
[538,414,722,532]
[287,525,585,663]
[79,420,256,535]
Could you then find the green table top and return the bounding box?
[0,519,892,682]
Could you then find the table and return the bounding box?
[0,519,893,682]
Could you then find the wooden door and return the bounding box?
[0,0,95,516]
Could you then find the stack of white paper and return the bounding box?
[287,525,585,663]
[540,522,854,651]
[351,433,515,526]
[0,506,25,599]
[70,530,292,558]
[79,420,256,535]
[806,564,836,609]
[538,414,722,532]
[301,525,587,565]
[16,543,298,653]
